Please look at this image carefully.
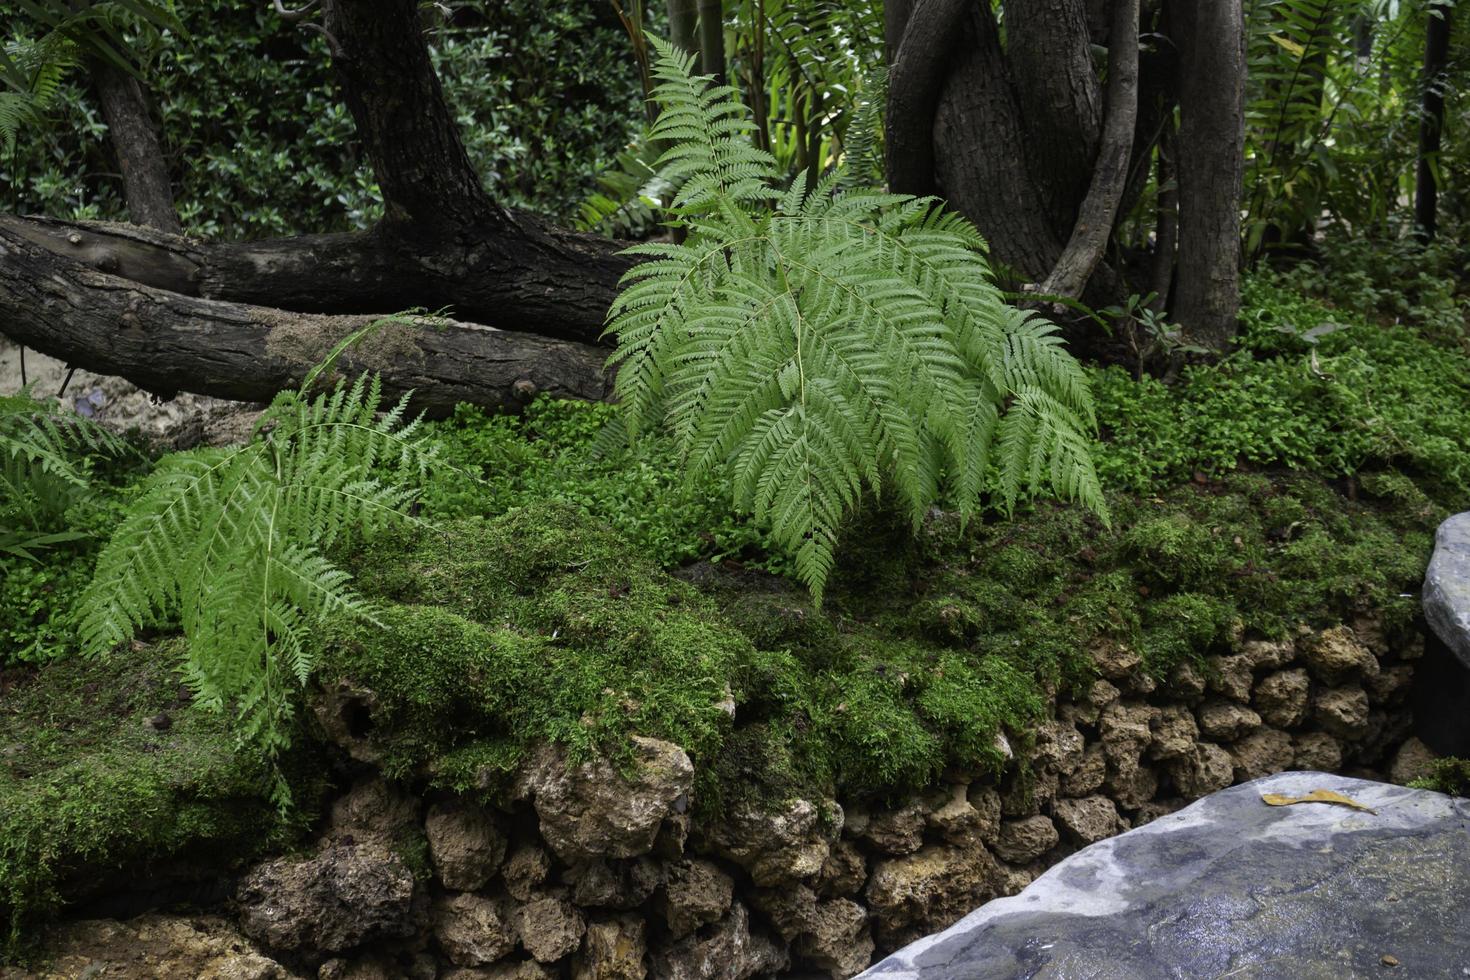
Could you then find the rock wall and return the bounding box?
[11,619,1434,980]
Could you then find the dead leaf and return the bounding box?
[1260,789,1376,814]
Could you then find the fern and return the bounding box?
[606,41,1107,602]
[0,387,128,558]
[79,318,439,786]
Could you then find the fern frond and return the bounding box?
[605,47,1108,601]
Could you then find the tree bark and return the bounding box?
[1416,0,1453,241]
[668,0,698,56]
[1006,0,1104,238]
[0,225,612,416]
[696,0,726,83]
[0,215,630,346]
[90,59,182,234]
[1149,121,1178,312]
[886,0,971,197]
[1171,0,1245,350]
[1040,0,1141,300]
[930,5,1067,283]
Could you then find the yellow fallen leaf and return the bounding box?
[1261,789,1376,814]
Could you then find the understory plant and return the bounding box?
[79,320,438,790]
[605,40,1105,601]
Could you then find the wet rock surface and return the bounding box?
[1424,512,1470,668]
[860,773,1470,979]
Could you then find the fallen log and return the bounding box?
[0,225,614,416]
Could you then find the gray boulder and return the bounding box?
[860,773,1470,979]
[1425,512,1470,668]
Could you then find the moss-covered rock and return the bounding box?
[0,641,317,955]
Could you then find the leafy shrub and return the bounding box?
[1094,276,1470,496]
[606,42,1104,600]
[5,1,643,235]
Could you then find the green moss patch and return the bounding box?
[0,642,316,954]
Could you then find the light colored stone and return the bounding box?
[796,899,874,979]
[1313,685,1370,739]
[1197,700,1261,742]
[1423,513,1470,669]
[1390,738,1439,785]
[236,841,417,956]
[1105,757,1158,811]
[926,784,983,845]
[444,963,556,980]
[1000,768,1057,817]
[993,815,1060,864]
[574,916,646,980]
[1052,796,1121,845]
[433,893,517,968]
[1228,728,1295,782]
[1238,638,1295,671]
[426,801,507,891]
[863,774,1470,979]
[1090,639,1142,681]
[708,798,841,887]
[1030,721,1085,775]
[659,859,735,939]
[519,738,694,862]
[1166,660,1206,697]
[515,896,585,964]
[1302,626,1380,684]
[1252,669,1310,729]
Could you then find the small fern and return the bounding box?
[605,41,1107,602]
[79,317,439,785]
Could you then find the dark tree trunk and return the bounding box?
[90,59,181,234]
[696,0,726,83]
[1149,121,1179,312]
[0,215,629,346]
[1041,0,1141,300]
[0,226,612,415]
[1416,0,1454,241]
[1007,0,1103,238]
[668,0,698,56]
[886,0,971,198]
[1171,0,1245,350]
[928,5,1067,283]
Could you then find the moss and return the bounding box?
[1408,757,1470,797]
[0,640,318,956]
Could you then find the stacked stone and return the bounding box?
[215,620,1428,980]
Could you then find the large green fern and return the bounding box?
[605,41,1107,602]
[79,320,438,776]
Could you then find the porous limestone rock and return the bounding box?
[1205,654,1254,703]
[1166,742,1235,799]
[1051,795,1121,845]
[1302,626,1380,684]
[515,896,586,964]
[1030,720,1086,775]
[864,844,1001,949]
[1312,685,1370,739]
[1238,638,1294,671]
[426,801,507,891]
[1147,705,1198,761]
[574,916,647,980]
[519,738,694,862]
[328,776,421,841]
[1196,700,1261,742]
[1292,731,1344,772]
[1390,737,1439,785]
[1228,728,1294,782]
[444,963,556,980]
[659,859,735,939]
[1252,669,1310,729]
[992,815,1060,864]
[647,901,788,980]
[707,798,841,887]
[502,845,552,903]
[433,893,518,968]
[859,801,927,856]
[795,899,874,979]
[567,857,662,911]
[1058,744,1106,797]
[3,915,300,980]
[925,784,984,846]
[860,774,1470,979]
[816,839,869,898]
[236,841,417,958]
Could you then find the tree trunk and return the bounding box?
[0,225,612,415]
[1416,0,1453,241]
[1040,0,1141,300]
[0,215,629,346]
[1149,121,1179,312]
[696,0,726,83]
[90,59,181,234]
[668,0,698,56]
[1171,0,1245,350]
[886,0,971,198]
